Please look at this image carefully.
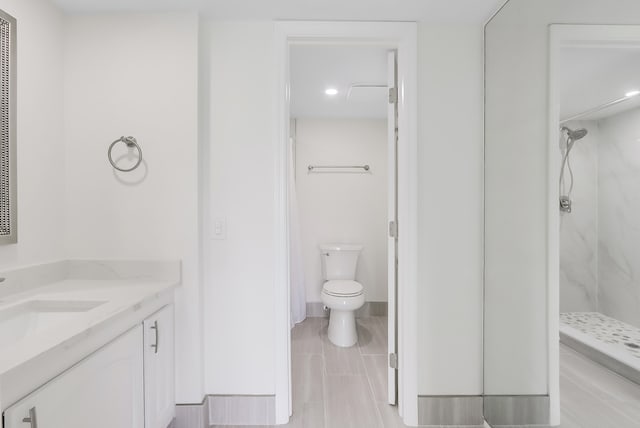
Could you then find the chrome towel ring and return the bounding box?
[108,136,143,172]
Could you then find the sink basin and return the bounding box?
[0,300,107,346]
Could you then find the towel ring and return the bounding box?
[108,136,143,172]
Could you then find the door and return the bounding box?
[3,326,144,428]
[143,304,175,428]
[387,49,399,406]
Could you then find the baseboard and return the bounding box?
[483,395,550,426]
[175,399,208,428]
[208,395,276,425]
[306,301,388,318]
[417,395,484,426]
[175,395,276,427]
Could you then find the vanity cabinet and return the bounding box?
[2,305,176,428]
[3,325,144,428]
[143,305,175,428]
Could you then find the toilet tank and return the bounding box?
[320,244,363,280]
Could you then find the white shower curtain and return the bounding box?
[289,137,307,326]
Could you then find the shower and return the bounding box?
[559,126,588,213]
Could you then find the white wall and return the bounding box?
[203,21,276,395]
[199,20,486,402]
[416,23,484,396]
[62,13,202,403]
[0,0,65,270]
[294,118,388,303]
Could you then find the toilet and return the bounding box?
[320,244,365,347]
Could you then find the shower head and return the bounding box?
[562,126,588,141]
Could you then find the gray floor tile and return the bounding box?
[286,401,325,428]
[376,402,407,427]
[321,329,366,376]
[299,401,325,428]
[292,353,324,407]
[210,317,405,428]
[481,344,640,428]
[601,399,640,422]
[209,424,276,428]
[292,318,325,355]
[560,345,640,403]
[214,330,640,428]
[357,316,387,355]
[560,373,640,428]
[363,354,388,403]
[324,374,383,428]
[558,410,585,428]
[558,343,640,428]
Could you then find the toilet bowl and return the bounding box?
[320,244,365,347]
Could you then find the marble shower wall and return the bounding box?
[560,108,640,328]
[560,120,599,313]
[597,108,640,328]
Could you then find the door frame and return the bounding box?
[273,21,418,425]
[547,24,640,426]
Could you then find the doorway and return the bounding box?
[548,25,640,424]
[289,42,395,426]
[273,22,418,426]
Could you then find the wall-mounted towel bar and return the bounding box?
[308,165,370,172]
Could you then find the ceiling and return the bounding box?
[50,0,505,23]
[559,46,640,122]
[290,45,389,119]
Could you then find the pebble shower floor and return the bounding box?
[561,312,640,360]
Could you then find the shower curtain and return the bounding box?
[289,134,307,326]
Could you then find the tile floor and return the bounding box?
[558,344,640,428]
[288,316,405,428]
[289,322,640,428]
[210,316,407,428]
[213,317,640,428]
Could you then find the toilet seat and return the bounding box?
[322,280,363,297]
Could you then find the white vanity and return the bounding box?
[0,261,178,428]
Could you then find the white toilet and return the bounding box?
[320,244,365,347]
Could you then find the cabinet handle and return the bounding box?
[150,320,159,354]
[22,407,37,428]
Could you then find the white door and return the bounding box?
[387,49,398,406]
[3,326,144,428]
[144,304,175,428]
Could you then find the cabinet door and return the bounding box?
[144,304,175,428]
[3,325,144,428]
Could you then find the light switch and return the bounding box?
[212,217,227,240]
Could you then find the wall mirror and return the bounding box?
[485,1,640,426]
[0,9,15,245]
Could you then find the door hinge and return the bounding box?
[389,221,398,238]
[388,87,398,104]
[389,353,398,369]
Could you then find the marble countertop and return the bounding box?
[0,260,180,408]
[0,278,177,376]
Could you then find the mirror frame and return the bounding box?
[0,9,16,245]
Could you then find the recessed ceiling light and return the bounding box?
[625,90,640,98]
[325,88,338,96]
